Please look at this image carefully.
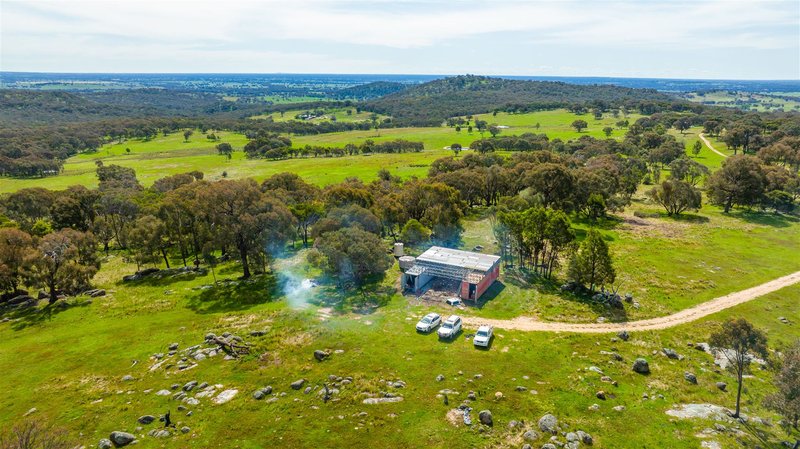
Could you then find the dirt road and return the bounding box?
[699,133,729,158]
[462,271,800,333]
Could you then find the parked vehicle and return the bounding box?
[472,325,493,347]
[437,315,462,339]
[445,297,462,307]
[415,313,441,333]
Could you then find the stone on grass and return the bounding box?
[523,430,539,441]
[478,409,493,426]
[538,413,558,434]
[716,382,727,392]
[137,415,155,425]
[180,426,190,434]
[617,330,630,341]
[577,430,593,445]
[542,444,557,449]
[168,343,179,350]
[212,389,238,404]
[290,379,306,390]
[313,350,330,361]
[98,439,112,449]
[253,390,266,400]
[662,348,683,360]
[436,374,445,382]
[121,375,134,382]
[109,431,135,446]
[632,358,650,374]
[183,380,198,391]
[684,372,698,384]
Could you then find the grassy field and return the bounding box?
[0,109,640,194]
[684,90,800,113]
[0,244,796,449]
[250,106,386,123]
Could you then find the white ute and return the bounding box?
[472,325,493,347]
[437,315,462,340]
[416,313,441,333]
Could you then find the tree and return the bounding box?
[183,129,194,141]
[289,201,324,247]
[216,142,233,160]
[669,158,709,186]
[674,117,692,134]
[764,340,800,446]
[315,227,392,286]
[451,143,462,157]
[96,164,142,191]
[647,180,702,216]
[525,163,575,210]
[692,140,703,157]
[705,155,766,213]
[709,318,768,419]
[22,229,99,303]
[586,193,606,221]
[0,228,33,294]
[602,126,613,137]
[399,219,432,245]
[488,124,501,138]
[571,119,588,133]
[127,215,171,270]
[568,228,614,292]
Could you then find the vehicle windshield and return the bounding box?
[476,330,488,337]
[420,317,431,324]
[442,322,453,329]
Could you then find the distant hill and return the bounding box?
[332,81,408,100]
[364,75,679,126]
[0,89,258,125]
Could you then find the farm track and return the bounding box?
[699,133,728,158]
[462,270,800,333]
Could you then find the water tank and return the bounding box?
[398,256,416,272]
[393,243,405,257]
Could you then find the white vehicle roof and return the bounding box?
[424,313,440,320]
[477,325,492,332]
[444,315,461,324]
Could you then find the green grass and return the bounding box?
[684,90,800,113]
[0,109,640,194]
[250,107,386,123]
[1,245,796,449]
[669,127,727,170]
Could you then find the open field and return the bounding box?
[1,242,797,449]
[250,106,386,123]
[684,90,800,112]
[0,109,640,194]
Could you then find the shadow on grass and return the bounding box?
[186,273,279,314]
[496,267,629,322]
[3,300,92,331]
[311,277,395,314]
[116,269,208,288]
[727,210,799,228]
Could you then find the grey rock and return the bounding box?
[121,375,134,382]
[253,390,266,400]
[662,348,682,360]
[183,381,198,391]
[180,426,190,434]
[109,431,136,446]
[197,382,208,390]
[538,413,558,434]
[313,350,330,361]
[596,390,606,400]
[436,374,445,382]
[168,343,179,350]
[523,430,539,441]
[684,372,698,384]
[617,330,630,341]
[304,386,312,394]
[90,289,106,297]
[137,415,155,424]
[716,382,727,391]
[171,383,180,390]
[542,444,557,449]
[250,330,266,337]
[290,379,306,390]
[577,430,593,445]
[566,432,578,442]
[588,366,604,375]
[515,385,527,392]
[632,358,650,374]
[522,445,532,449]
[150,429,170,438]
[478,409,493,426]
[97,439,112,449]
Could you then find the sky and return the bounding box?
[1,0,799,80]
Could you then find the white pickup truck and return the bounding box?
[437,315,462,340]
[472,325,493,347]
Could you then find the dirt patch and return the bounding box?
[619,214,688,239]
[445,408,465,427]
[281,331,313,347]
[219,314,272,329]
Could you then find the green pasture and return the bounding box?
[250,107,385,123]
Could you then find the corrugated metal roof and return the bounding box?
[415,246,500,273]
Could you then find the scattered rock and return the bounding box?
[98,439,112,449]
[109,431,136,447]
[253,390,266,400]
[613,405,626,412]
[538,413,558,434]
[168,343,179,350]
[588,404,600,411]
[155,390,171,396]
[617,330,630,341]
[212,389,238,404]
[665,403,732,421]
[523,430,539,441]
[588,366,604,375]
[632,358,650,374]
[183,381,198,391]
[715,382,727,392]
[662,348,683,360]
[149,429,170,438]
[542,444,557,449]
[23,407,37,416]
[478,409,493,426]
[362,397,404,404]
[596,391,606,400]
[515,386,527,392]
[684,372,698,384]
[180,426,190,434]
[576,430,593,445]
[290,379,306,390]
[250,330,267,337]
[436,374,445,382]
[137,415,155,425]
[313,350,330,361]
[304,386,312,394]
[121,375,134,382]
